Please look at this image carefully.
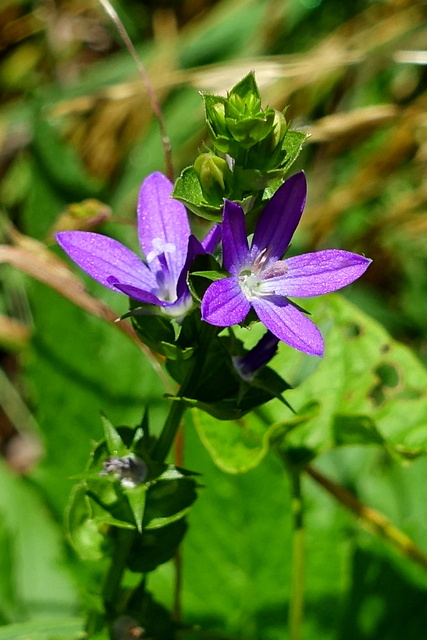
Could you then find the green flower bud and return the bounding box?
[209,101,227,135]
[270,109,288,151]
[194,153,232,200]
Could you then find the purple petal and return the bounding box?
[251,172,307,264]
[201,223,221,254]
[176,235,204,300]
[107,280,165,305]
[251,296,324,356]
[260,250,372,297]
[222,200,250,275]
[137,172,190,286]
[201,277,250,327]
[56,231,156,292]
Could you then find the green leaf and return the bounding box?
[190,270,228,282]
[129,308,178,355]
[0,618,83,640]
[100,414,127,457]
[172,166,223,221]
[142,477,198,529]
[32,108,103,199]
[65,484,105,561]
[280,128,309,169]
[0,517,18,623]
[265,294,427,459]
[128,520,187,573]
[191,408,298,473]
[123,483,147,533]
[160,342,195,362]
[228,71,261,102]
[0,461,77,619]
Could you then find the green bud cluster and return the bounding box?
[173,71,308,221]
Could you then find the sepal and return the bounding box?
[66,418,200,572]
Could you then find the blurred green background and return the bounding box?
[1,0,427,638]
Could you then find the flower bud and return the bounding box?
[233,331,279,381]
[209,101,227,135]
[270,109,288,151]
[194,153,231,198]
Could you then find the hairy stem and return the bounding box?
[289,468,305,640]
[306,465,427,572]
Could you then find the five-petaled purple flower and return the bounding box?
[56,172,219,319]
[201,172,371,356]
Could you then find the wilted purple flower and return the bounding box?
[100,454,147,488]
[56,172,219,319]
[201,172,371,356]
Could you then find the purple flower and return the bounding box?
[201,172,372,356]
[56,172,220,319]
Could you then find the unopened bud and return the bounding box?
[194,153,230,193]
[209,102,227,134]
[270,110,287,150]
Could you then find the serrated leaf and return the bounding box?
[229,71,261,101]
[172,166,223,221]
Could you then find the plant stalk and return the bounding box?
[289,468,305,640]
[102,528,136,616]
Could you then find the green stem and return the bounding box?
[102,528,135,615]
[289,469,304,640]
[152,322,218,463]
[151,398,186,463]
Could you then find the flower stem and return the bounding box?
[289,468,305,640]
[102,528,136,616]
[152,321,218,463]
[151,398,186,463]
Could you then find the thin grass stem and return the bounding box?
[97,0,174,180]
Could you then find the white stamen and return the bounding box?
[146,237,176,263]
[239,272,261,300]
[239,247,286,299]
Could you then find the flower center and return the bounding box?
[146,237,178,302]
[239,271,261,300]
[239,247,288,300]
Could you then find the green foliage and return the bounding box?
[66,419,199,575]
[0,618,83,640]
[268,295,427,460]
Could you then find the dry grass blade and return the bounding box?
[309,105,400,143]
[0,314,31,352]
[0,229,171,390]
